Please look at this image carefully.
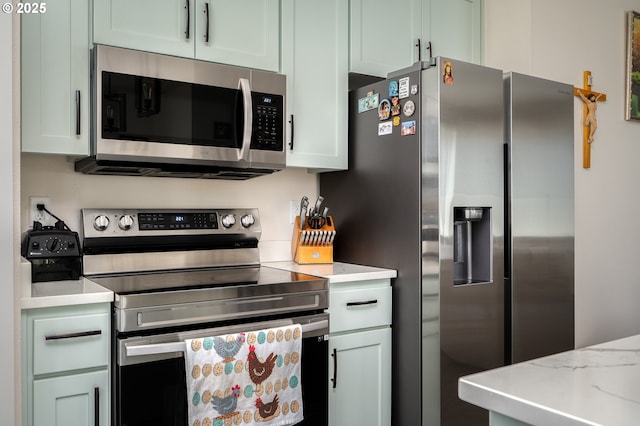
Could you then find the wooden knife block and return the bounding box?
[291,215,335,264]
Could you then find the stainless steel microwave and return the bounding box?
[75,45,286,180]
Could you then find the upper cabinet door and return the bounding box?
[193,0,280,72]
[93,0,195,58]
[21,0,90,155]
[349,0,484,78]
[425,0,484,64]
[281,0,348,170]
[349,0,422,78]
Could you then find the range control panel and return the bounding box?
[138,212,219,230]
[81,208,262,239]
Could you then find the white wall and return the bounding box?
[486,0,640,348]
[2,9,17,426]
[21,155,318,262]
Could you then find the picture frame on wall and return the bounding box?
[625,10,640,121]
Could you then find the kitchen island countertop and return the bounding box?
[459,334,640,426]
[263,261,397,283]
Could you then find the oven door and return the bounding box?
[114,313,328,426]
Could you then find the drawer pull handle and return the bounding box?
[346,299,378,307]
[45,330,102,341]
[331,347,337,389]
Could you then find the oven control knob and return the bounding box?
[221,214,236,228]
[241,214,255,228]
[93,215,110,231]
[118,214,135,230]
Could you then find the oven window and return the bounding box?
[101,72,244,149]
[118,357,186,426]
[116,335,327,426]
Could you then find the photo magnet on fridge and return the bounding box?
[358,92,379,113]
[378,99,391,121]
[391,97,401,116]
[401,120,416,136]
[378,121,393,136]
[389,81,399,97]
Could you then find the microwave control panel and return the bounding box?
[252,92,284,151]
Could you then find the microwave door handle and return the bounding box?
[238,78,252,162]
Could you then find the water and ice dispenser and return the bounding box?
[453,207,492,285]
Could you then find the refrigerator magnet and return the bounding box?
[391,97,401,116]
[403,100,415,117]
[378,121,393,136]
[399,77,410,99]
[357,92,379,113]
[401,120,416,136]
[393,116,401,127]
[443,61,454,85]
[389,81,399,97]
[411,84,419,95]
[378,98,391,120]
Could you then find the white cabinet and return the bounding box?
[328,278,392,426]
[33,371,109,426]
[281,0,348,171]
[21,0,90,155]
[426,0,483,65]
[350,0,483,78]
[22,303,111,426]
[349,0,422,78]
[93,0,280,72]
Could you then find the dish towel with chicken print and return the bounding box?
[185,324,304,426]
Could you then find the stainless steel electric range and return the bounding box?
[81,208,329,426]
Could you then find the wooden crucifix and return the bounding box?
[573,71,606,169]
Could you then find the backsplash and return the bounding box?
[20,153,318,262]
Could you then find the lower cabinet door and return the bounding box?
[329,328,391,426]
[33,370,109,426]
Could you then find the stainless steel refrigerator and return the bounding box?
[319,59,574,426]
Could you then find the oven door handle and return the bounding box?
[125,319,328,357]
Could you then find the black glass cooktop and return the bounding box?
[87,265,324,295]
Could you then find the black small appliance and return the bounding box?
[22,220,82,283]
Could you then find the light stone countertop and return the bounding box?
[19,258,112,310]
[21,277,114,310]
[459,334,640,426]
[262,261,397,283]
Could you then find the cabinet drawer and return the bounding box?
[329,286,391,333]
[33,313,110,376]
